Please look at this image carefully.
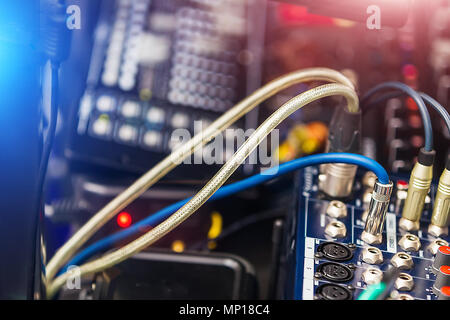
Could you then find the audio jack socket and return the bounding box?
[399,149,435,231]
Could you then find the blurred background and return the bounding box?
[0,0,448,299]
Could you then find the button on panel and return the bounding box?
[170,112,190,128]
[90,114,113,139]
[141,129,164,151]
[115,123,138,145]
[96,95,116,113]
[146,106,166,127]
[120,100,141,119]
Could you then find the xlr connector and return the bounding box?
[361,180,394,244]
[319,104,361,198]
[428,155,450,237]
[399,149,435,231]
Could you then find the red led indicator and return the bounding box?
[117,212,132,228]
[402,64,418,80]
[397,180,408,187]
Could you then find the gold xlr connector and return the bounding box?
[428,157,450,237]
[399,149,435,231]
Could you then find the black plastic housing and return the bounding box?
[327,104,362,154]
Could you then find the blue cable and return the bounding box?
[59,153,389,274]
[420,93,450,135]
[366,91,450,135]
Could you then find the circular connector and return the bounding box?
[316,262,354,282]
[395,273,414,291]
[315,283,353,300]
[428,224,449,238]
[399,217,420,231]
[427,238,449,256]
[394,293,414,300]
[390,252,414,270]
[362,191,372,206]
[362,267,383,285]
[326,200,348,218]
[398,233,421,252]
[325,221,347,238]
[361,230,382,245]
[361,246,383,264]
[362,171,377,189]
[317,242,354,262]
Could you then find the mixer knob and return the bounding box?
[438,286,450,300]
[432,266,450,296]
[432,245,450,274]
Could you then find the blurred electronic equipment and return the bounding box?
[273,0,411,28]
[262,0,450,173]
[59,251,257,300]
[66,0,265,178]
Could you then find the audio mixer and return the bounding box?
[2,0,450,305]
[282,167,450,300]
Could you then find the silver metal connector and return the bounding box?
[361,180,394,244]
[319,163,357,198]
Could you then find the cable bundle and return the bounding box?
[45,67,450,299]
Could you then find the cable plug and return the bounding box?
[40,0,71,63]
[399,148,435,231]
[319,104,362,198]
[428,154,450,237]
[361,179,394,244]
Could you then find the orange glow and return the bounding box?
[117,212,132,228]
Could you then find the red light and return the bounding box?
[396,180,408,190]
[117,212,132,228]
[278,4,333,26]
[402,64,418,80]
[406,97,418,111]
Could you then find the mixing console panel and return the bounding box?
[284,167,450,300]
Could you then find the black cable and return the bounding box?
[361,82,433,152]
[376,266,400,300]
[192,206,290,250]
[267,219,284,299]
[366,91,450,135]
[36,62,59,210]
